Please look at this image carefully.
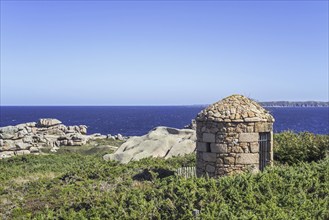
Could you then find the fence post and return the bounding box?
[192,209,200,219]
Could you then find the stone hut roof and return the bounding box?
[196,94,274,123]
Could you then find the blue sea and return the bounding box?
[0,106,328,136]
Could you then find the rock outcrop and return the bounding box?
[184,119,196,130]
[0,119,90,159]
[38,118,62,127]
[103,126,196,163]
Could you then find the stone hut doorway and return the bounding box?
[259,132,271,171]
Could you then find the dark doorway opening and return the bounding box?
[259,132,271,171]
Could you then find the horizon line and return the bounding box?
[0,104,208,107]
[1,101,329,107]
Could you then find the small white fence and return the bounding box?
[175,166,197,178]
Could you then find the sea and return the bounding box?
[0,106,328,136]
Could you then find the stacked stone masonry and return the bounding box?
[196,95,274,178]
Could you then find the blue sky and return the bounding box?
[1,1,328,105]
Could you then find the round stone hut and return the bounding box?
[195,94,274,178]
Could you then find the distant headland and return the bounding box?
[259,101,329,107]
[196,101,329,108]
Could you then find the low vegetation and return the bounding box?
[274,131,329,165]
[0,132,328,219]
[41,138,124,156]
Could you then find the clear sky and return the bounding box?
[1,1,328,105]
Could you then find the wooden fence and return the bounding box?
[175,166,197,178]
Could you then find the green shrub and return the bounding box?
[274,131,329,165]
[1,131,329,219]
[1,153,328,219]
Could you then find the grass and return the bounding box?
[40,138,125,156]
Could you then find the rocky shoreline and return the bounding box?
[0,118,127,159]
[1,118,197,162]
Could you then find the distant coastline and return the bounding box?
[196,101,329,108]
[1,101,329,107]
[259,101,329,107]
